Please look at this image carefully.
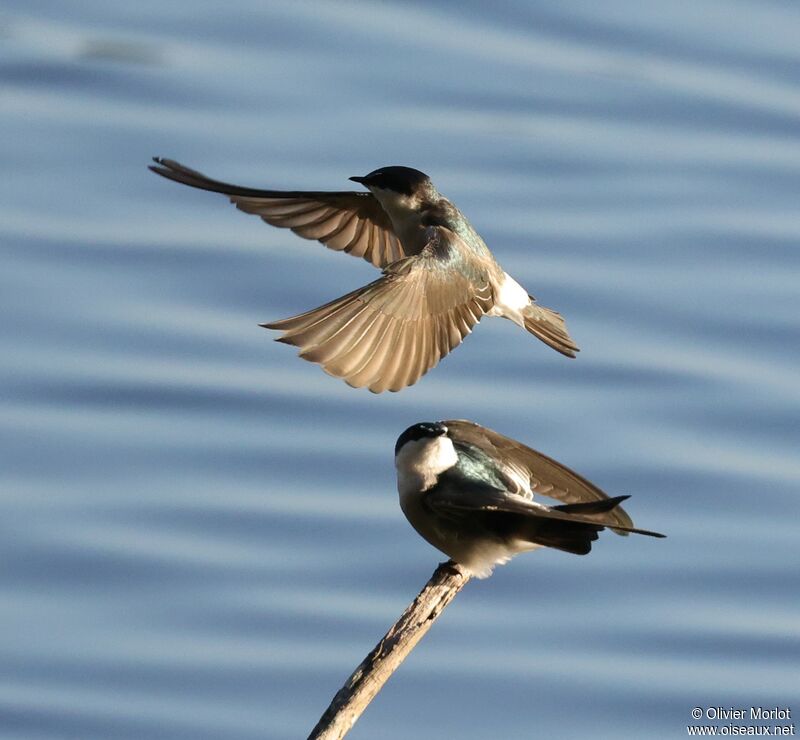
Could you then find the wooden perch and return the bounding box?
[307,560,471,740]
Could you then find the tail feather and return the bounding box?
[552,495,665,539]
[523,299,579,358]
[506,493,665,555]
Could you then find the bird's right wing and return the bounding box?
[149,158,407,268]
[263,226,496,393]
[444,420,636,532]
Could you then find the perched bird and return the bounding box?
[149,158,579,392]
[395,420,664,578]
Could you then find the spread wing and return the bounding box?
[149,158,407,268]
[443,419,636,532]
[262,226,496,393]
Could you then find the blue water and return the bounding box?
[2,2,799,738]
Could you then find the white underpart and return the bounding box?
[487,272,531,326]
[395,435,541,580]
[458,540,542,580]
[395,436,458,497]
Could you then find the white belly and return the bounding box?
[450,539,541,579]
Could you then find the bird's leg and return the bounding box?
[442,559,467,577]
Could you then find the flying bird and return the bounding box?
[149,158,579,393]
[395,420,664,578]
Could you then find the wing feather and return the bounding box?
[443,419,636,532]
[262,226,496,392]
[149,157,407,268]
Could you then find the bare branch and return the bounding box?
[308,560,471,740]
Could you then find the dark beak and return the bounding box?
[349,175,367,184]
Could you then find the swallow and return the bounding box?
[395,420,664,578]
[149,158,579,392]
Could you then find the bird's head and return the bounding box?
[350,166,434,214]
[394,421,456,489]
[394,421,449,457]
[350,166,429,195]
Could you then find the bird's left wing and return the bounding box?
[263,226,496,392]
[443,420,636,532]
[149,158,406,268]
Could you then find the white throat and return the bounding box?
[395,436,458,496]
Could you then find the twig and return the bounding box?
[307,560,471,740]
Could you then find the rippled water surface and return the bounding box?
[2,1,799,738]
